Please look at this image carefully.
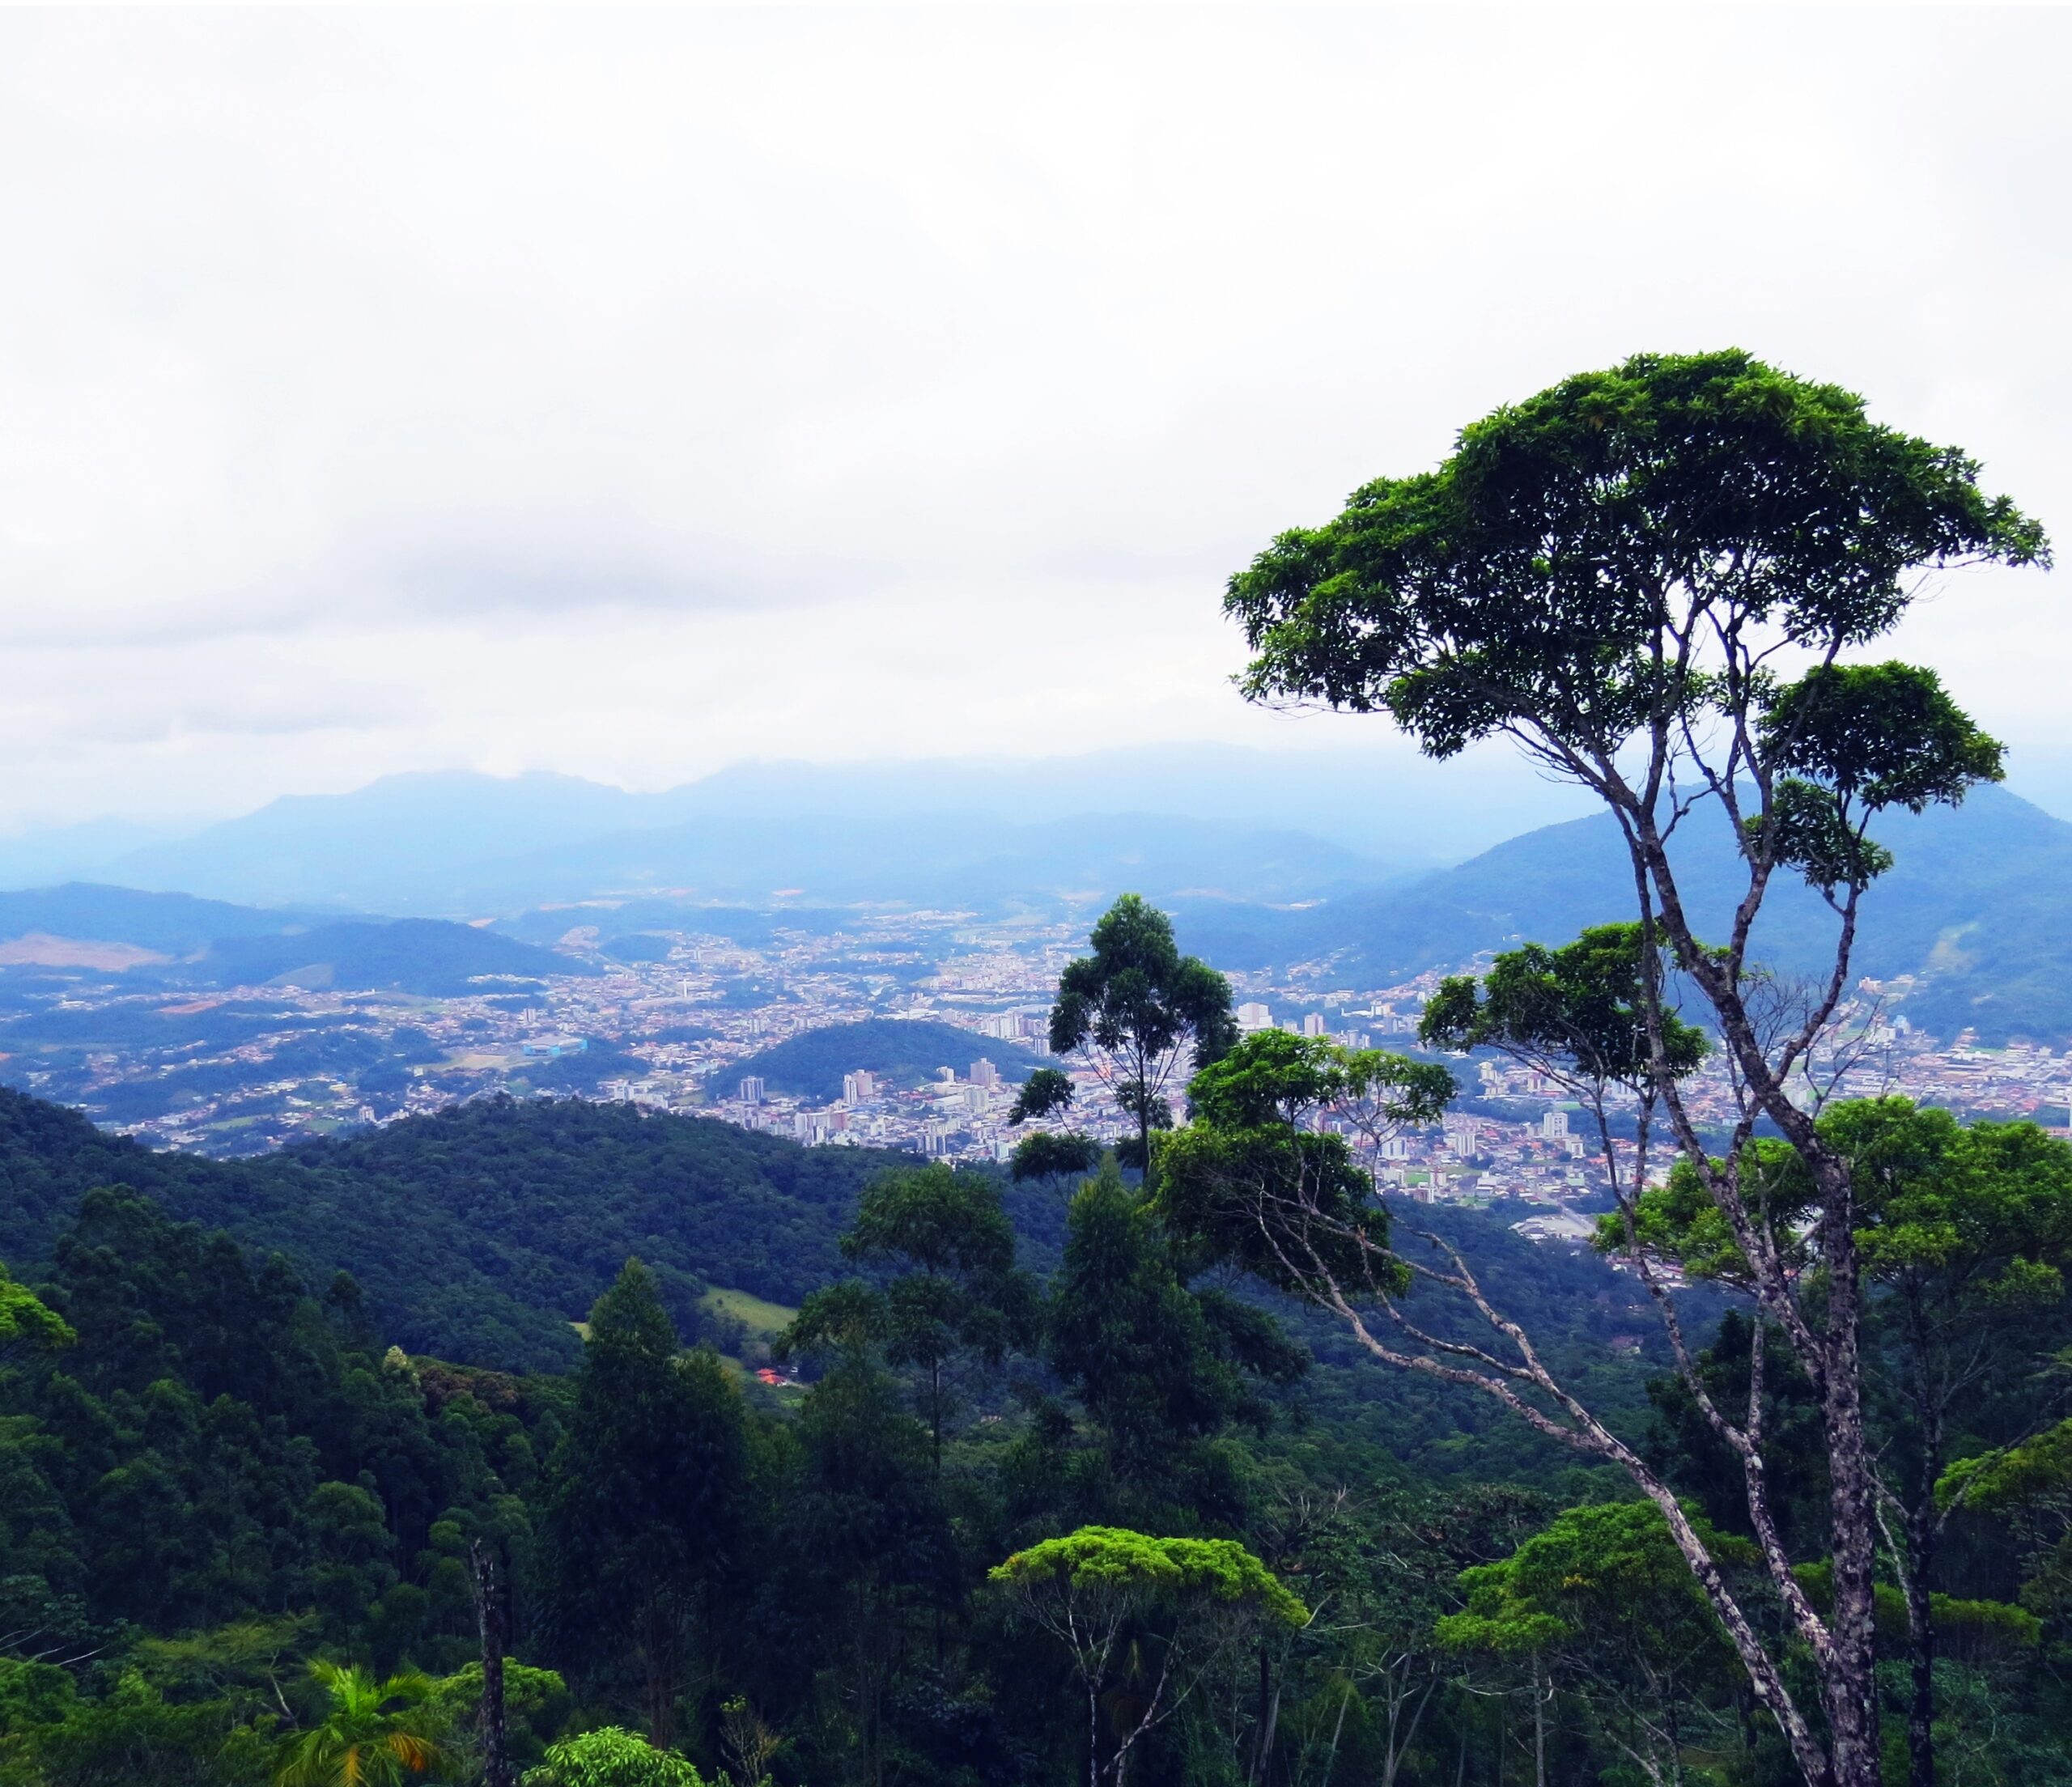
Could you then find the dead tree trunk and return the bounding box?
[471,1539,512,1787]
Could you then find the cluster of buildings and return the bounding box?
[712,1056,1027,1158]
[23,910,2072,1257]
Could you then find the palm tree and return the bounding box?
[275,1660,450,1787]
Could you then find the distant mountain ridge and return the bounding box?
[1177,784,2072,1044]
[6,745,1591,904]
[8,771,2072,1041]
[0,884,590,996]
[87,778,1408,915]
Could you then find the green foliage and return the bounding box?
[1942,1417,2072,1517]
[1184,1027,1454,1133]
[1050,894,1237,1170]
[0,1089,921,1371]
[1437,1500,1739,1667]
[0,1069,2068,1785]
[426,1660,571,1770]
[834,1165,1037,1458]
[1008,1067,1074,1126]
[1008,1129,1102,1183]
[992,1526,1305,1785]
[1610,1097,2072,1289]
[520,1725,706,1787]
[1420,922,1707,1092]
[1761,660,2006,816]
[538,1263,748,1748]
[1156,1030,1444,1299]
[1226,347,2044,764]
[1746,661,2005,892]
[274,1660,448,1786]
[1047,1160,1305,1517]
[0,1259,73,1356]
[991,1525,1306,1629]
[0,1660,278,1787]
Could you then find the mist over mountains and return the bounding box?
[0,745,1581,913]
[0,749,2068,1042]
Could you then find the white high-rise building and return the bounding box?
[1302,1012,1327,1038]
[970,1059,1000,1089]
[1541,1109,1570,1140]
[843,1069,877,1105]
[1237,1002,1273,1033]
[738,1076,766,1105]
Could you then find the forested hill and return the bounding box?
[0,1083,1667,1473]
[0,1091,919,1371]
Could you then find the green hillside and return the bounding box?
[716,1015,1047,1099]
[0,1090,901,1371]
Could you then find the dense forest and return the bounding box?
[0,1076,2069,1785]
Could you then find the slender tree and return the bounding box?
[991,1526,1306,1787]
[1216,350,2049,1787]
[1048,1157,1306,1516]
[539,1261,747,1750]
[1048,894,1238,1183]
[1622,1098,2072,1787]
[836,1162,1036,1467]
[471,1539,512,1787]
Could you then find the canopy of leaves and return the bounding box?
[1225,348,2046,763]
[990,1526,1306,1630]
[1047,1159,1307,1501]
[520,1725,707,1787]
[1610,1097,2072,1289]
[1009,1130,1103,1184]
[1184,1028,1454,1132]
[1156,1033,1438,1298]
[1437,1500,1743,1666]
[1051,894,1237,1082]
[1420,922,1707,1091]
[538,1263,748,1675]
[1008,1067,1075,1126]
[0,1259,74,1356]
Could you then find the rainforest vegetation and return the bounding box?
[6,351,2070,1786]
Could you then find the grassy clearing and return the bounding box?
[698,1285,798,1337]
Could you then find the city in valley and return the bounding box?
[8,904,2066,1250]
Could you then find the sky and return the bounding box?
[0,7,2067,836]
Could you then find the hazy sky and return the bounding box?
[2,8,2066,831]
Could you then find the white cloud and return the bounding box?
[0,8,2066,826]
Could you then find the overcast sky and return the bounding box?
[1,7,2066,833]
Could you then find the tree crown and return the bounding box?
[1227,349,2044,762]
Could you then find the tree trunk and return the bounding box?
[1816,1217,1883,1787]
[1531,1655,1547,1787]
[1246,1641,1281,1787]
[469,1540,511,1787]
[1327,1681,1354,1786]
[1905,1511,1937,1787]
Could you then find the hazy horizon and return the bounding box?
[1,10,2066,832]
